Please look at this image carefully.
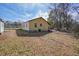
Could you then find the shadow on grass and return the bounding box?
[16,29,52,37]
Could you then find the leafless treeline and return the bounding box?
[48,3,79,38]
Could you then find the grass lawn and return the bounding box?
[0,29,78,56]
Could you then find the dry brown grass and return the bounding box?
[0,30,78,56]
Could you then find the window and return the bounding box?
[40,23,42,27]
[34,23,37,27]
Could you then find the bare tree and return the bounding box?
[48,3,73,32]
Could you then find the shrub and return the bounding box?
[72,23,79,39]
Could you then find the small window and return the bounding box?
[34,23,37,27]
[40,23,42,27]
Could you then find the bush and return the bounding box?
[72,23,79,39]
[18,29,23,31]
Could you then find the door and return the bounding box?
[38,29,41,32]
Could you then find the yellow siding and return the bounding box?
[29,18,49,31]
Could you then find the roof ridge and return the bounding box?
[27,17,43,22]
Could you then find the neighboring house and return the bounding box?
[22,17,50,32]
[0,18,4,34]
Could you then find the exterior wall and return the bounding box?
[0,21,4,33]
[26,22,29,30]
[22,22,29,30]
[29,18,49,31]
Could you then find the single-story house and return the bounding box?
[0,18,4,34]
[22,17,50,32]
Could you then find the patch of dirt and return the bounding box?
[0,34,7,40]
